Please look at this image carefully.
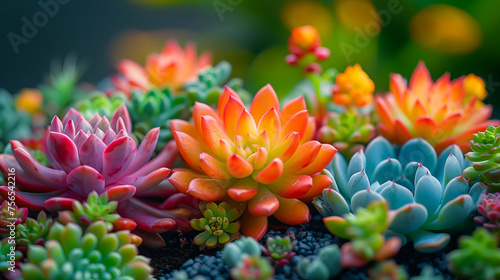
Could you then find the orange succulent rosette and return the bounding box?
[376,61,500,153]
[169,85,336,240]
[112,40,212,96]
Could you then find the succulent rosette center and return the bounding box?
[170,85,336,239]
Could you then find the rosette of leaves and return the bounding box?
[317,107,376,158]
[183,61,248,105]
[230,255,274,280]
[261,235,296,266]
[313,136,487,252]
[324,201,401,268]
[447,228,500,280]
[368,260,408,280]
[74,92,128,119]
[16,211,53,254]
[127,88,188,151]
[0,200,28,239]
[464,125,500,192]
[223,236,262,268]
[0,89,32,152]
[19,221,154,280]
[191,201,240,248]
[296,244,341,280]
[57,191,137,233]
[474,192,500,234]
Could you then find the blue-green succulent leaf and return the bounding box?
[332,153,350,199]
[351,189,385,213]
[414,165,430,186]
[394,176,414,193]
[424,195,474,231]
[467,182,488,205]
[435,144,464,182]
[441,177,468,206]
[348,171,370,198]
[403,162,420,186]
[408,229,450,253]
[389,203,427,234]
[442,154,462,187]
[414,174,442,216]
[364,136,396,178]
[347,150,366,179]
[399,138,437,174]
[380,183,414,210]
[371,158,402,184]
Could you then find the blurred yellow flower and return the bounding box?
[281,1,333,36]
[410,4,482,54]
[334,0,381,34]
[16,88,43,114]
[288,26,321,54]
[464,74,487,101]
[333,64,374,107]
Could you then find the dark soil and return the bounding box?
[144,206,461,279]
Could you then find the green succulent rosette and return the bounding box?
[464,125,500,192]
[74,92,128,119]
[16,212,53,254]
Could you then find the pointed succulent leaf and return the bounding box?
[364,136,396,179]
[398,138,437,174]
[414,174,442,216]
[389,203,427,234]
[380,183,414,210]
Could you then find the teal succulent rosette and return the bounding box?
[314,136,487,252]
[464,125,500,192]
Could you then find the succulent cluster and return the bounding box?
[222,236,262,268]
[376,61,500,153]
[296,244,341,280]
[19,221,154,280]
[324,201,401,267]
[169,85,336,240]
[464,125,500,192]
[261,235,296,266]
[0,105,195,247]
[15,211,53,254]
[230,255,274,280]
[190,201,241,248]
[285,26,330,74]
[314,136,487,252]
[74,93,128,119]
[0,201,27,239]
[368,260,408,280]
[317,107,376,158]
[332,64,375,109]
[447,228,500,280]
[474,192,500,234]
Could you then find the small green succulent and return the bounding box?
[324,201,401,268]
[230,255,274,280]
[464,125,500,192]
[296,244,342,280]
[368,260,408,280]
[191,201,241,248]
[127,88,188,151]
[317,107,376,158]
[183,61,249,105]
[73,92,128,119]
[223,236,262,268]
[447,228,500,280]
[57,191,121,231]
[261,236,296,266]
[0,89,32,152]
[16,211,53,253]
[0,200,28,239]
[19,221,154,280]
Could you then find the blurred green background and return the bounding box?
[1,0,499,115]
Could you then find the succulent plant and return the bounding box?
[19,221,154,280]
[171,271,207,280]
[368,260,408,280]
[73,92,128,119]
[15,211,53,254]
[183,60,248,105]
[313,136,487,252]
[324,201,401,267]
[190,201,241,248]
[0,89,33,152]
[296,244,341,280]
[317,107,376,158]
[286,26,330,74]
[447,228,500,280]
[463,125,500,192]
[112,40,212,96]
[0,239,22,278]
[169,85,336,240]
[57,191,137,234]
[376,61,500,153]
[474,192,500,234]
[38,55,87,118]
[0,105,196,247]
[261,235,296,266]
[127,88,189,152]
[332,64,375,109]
[0,200,28,239]
[230,255,274,280]
[223,236,262,268]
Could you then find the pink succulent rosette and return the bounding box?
[0,105,197,247]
